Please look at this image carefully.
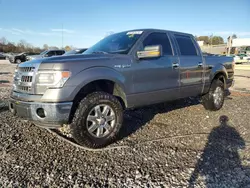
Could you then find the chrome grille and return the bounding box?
[18,67,35,72]
[16,85,32,92]
[21,76,32,82]
[14,66,36,94]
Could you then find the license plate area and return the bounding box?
[10,101,31,119]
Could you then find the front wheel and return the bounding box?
[202,79,225,111]
[70,92,123,148]
[15,59,21,64]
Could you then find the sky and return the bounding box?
[0,0,249,48]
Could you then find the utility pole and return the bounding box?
[210,34,213,54]
[227,35,232,56]
[62,23,64,50]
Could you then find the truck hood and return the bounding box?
[43,53,118,62]
[38,53,132,75]
[19,53,132,77]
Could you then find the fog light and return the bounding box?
[9,102,16,114]
[37,108,46,118]
[10,103,14,109]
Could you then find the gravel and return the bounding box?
[1,62,250,187]
[1,88,250,187]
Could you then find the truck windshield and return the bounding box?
[83,31,143,55]
[40,50,48,55]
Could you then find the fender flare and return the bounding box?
[210,64,228,81]
[65,67,127,100]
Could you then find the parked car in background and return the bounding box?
[26,49,65,61]
[63,48,88,56]
[9,29,234,148]
[4,53,15,60]
[8,52,39,64]
[233,54,250,64]
[0,52,6,60]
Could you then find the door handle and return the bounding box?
[172,62,179,68]
[198,62,203,67]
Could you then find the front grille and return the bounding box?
[14,66,36,94]
[21,76,32,82]
[18,67,35,72]
[16,85,32,92]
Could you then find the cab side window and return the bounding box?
[143,32,173,55]
[46,51,55,57]
[56,50,65,55]
[174,35,198,56]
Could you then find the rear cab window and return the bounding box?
[174,34,198,56]
[56,50,65,55]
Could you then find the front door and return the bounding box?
[130,32,180,107]
[173,34,203,98]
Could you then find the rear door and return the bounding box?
[173,34,203,97]
[131,32,180,106]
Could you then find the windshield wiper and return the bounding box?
[92,51,108,54]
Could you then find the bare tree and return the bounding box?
[70,45,76,50]
[43,44,49,50]
[232,34,237,39]
[0,37,7,45]
[49,46,59,50]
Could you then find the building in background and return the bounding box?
[197,41,204,46]
[199,43,227,55]
[232,38,250,47]
[232,38,250,55]
[198,37,250,55]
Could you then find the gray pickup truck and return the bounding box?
[9,29,234,148]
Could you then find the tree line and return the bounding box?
[195,34,237,45]
[0,37,74,54]
[0,34,236,53]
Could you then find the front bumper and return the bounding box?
[9,98,73,128]
[226,79,234,89]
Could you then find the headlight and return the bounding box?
[36,71,71,88]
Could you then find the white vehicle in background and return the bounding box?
[233,54,250,64]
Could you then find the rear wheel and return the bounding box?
[202,79,225,111]
[70,92,123,148]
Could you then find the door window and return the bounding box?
[143,32,173,55]
[46,51,55,57]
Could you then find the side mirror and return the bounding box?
[44,54,49,57]
[137,45,162,59]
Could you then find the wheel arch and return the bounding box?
[67,68,128,123]
[210,64,228,89]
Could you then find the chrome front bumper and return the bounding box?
[226,79,234,89]
[9,98,73,128]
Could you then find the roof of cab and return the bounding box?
[123,28,193,36]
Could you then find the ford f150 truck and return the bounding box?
[9,29,234,148]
